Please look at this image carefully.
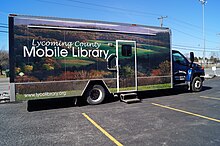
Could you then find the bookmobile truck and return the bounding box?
[8,14,205,105]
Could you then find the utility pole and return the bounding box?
[158,16,168,27]
[217,33,220,62]
[199,0,207,66]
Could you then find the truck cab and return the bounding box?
[172,50,205,92]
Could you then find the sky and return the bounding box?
[0,0,220,58]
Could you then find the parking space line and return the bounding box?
[82,113,123,146]
[152,103,220,123]
[200,96,220,101]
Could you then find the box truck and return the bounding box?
[9,14,205,104]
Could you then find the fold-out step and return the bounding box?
[120,93,141,103]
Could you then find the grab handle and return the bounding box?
[107,54,117,72]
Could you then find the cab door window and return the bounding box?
[173,52,188,65]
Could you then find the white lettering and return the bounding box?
[45,47,54,57]
[24,39,109,59]
[81,48,88,57]
[36,48,45,57]
[72,47,77,57]
[23,46,35,57]
[92,49,99,58]
[103,50,109,59]
[60,49,68,57]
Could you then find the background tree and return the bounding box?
[0,49,9,75]
[194,57,199,62]
[209,56,214,63]
[209,51,219,64]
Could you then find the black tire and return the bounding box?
[191,76,203,92]
[86,85,106,105]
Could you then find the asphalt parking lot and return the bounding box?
[0,77,220,146]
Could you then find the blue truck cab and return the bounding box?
[172,50,205,92]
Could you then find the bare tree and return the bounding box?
[210,51,219,64]
[0,49,9,75]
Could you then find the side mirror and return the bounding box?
[190,52,194,63]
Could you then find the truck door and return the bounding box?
[116,40,137,93]
[172,51,190,84]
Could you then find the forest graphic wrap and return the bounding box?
[12,16,171,100]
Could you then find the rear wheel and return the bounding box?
[86,85,106,105]
[191,76,203,92]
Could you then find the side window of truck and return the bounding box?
[173,52,187,65]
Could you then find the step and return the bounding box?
[120,93,141,103]
[121,98,141,103]
[120,93,137,97]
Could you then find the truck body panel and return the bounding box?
[9,15,172,101]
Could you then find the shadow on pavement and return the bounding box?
[201,86,212,91]
[27,86,212,112]
[27,94,118,112]
[138,86,212,100]
[138,88,187,99]
[27,97,77,112]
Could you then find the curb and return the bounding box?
[204,74,216,79]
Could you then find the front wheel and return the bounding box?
[191,76,203,92]
[86,85,106,105]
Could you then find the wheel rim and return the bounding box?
[90,88,102,101]
[194,80,201,89]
